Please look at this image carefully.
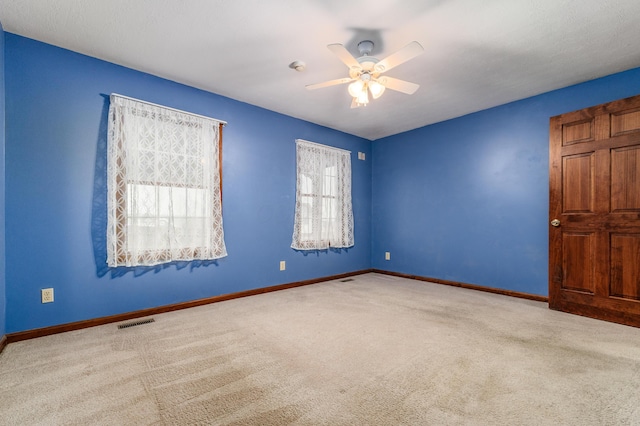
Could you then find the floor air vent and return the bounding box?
[118,318,155,329]
[340,278,354,282]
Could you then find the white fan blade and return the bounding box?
[378,76,420,95]
[327,44,362,71]
[374,41,424,73]
[305,77,353,90]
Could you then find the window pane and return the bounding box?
[128,184,157,217]
[126,183,211,251]
[187,187,206,217]
[322,197,337,220]
[301,195,313,236]
[323,166,337,197]
[301,174,313,194]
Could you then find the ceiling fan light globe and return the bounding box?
[369,81,386,99]
[348,80,365,97]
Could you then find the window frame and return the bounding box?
[113,123,223,265]
[291,139,354,251]
[107,94,226,267]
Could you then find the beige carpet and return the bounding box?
[1,273,639,425]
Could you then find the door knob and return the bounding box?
[550,219,560,227]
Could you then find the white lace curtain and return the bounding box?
[291,139,354,250]
[107,94,227,267]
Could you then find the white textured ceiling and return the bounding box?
[1,0,640,140]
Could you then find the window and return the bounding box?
[107,94,227,267]
[291,139,354,250]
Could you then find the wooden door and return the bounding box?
[549,94,640,327]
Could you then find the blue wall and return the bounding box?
[4,34,371,333]
[372,67,640,296]
[4,30,640,334]
[0,22,6,338]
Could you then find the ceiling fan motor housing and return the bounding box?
[357,40,374,56]
[354,41,380,75]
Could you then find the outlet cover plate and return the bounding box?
[41,288,54,303]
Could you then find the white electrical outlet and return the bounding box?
[41,288,54,303]
[385,252,391,261]
[279,261,286,271]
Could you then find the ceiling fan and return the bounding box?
[306,40,424,108]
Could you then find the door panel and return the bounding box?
[549,94,640,327]
[610,234,640,301]
[611,108,640,136]
[562,153,595,213]
[562,119,594,145]
[611,147,640,211]
[561,232,595,293]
